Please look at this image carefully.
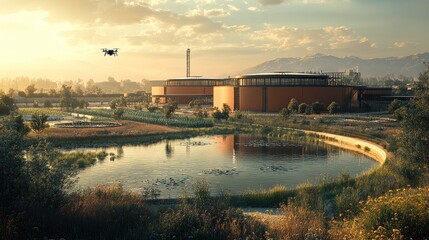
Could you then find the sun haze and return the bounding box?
[0,0,428,81]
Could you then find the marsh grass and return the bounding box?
[267,201,327,240]
[330,186,429,240]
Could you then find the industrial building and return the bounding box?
[151,49,392,112]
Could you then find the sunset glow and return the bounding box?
[1,0,428,81]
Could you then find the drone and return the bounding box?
[102,48,118,56]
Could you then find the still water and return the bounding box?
[74,134,378,198]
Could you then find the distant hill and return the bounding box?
[240,53,429,78]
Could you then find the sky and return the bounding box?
[0,0,428,81]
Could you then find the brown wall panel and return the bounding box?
[213,86,235,109]
[240,86,357,112]
[266,87,303,112]
[165,86,213,95]
[239,87,263,112]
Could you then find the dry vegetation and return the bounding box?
[27,120,178,140]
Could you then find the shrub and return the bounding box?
[388,99,407,114]
[266,201,327,240]
[44,99,53,108]
[298,103,310,114]
[147,105,157,112]
[327,101,341,114]
[311,101,325,114]
[332,187,429,240]
[287,98,299,113]
[280,108,291,119]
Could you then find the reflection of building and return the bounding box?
[152,72,393,112]
[214,134,328,156]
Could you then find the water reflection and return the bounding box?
[74,134,378,198]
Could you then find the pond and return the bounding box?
[73,134,379,198]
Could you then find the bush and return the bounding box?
[311,101,325,114]
[267,201,327,240]
[388,99,407,114]
[327,101,341,114]
[332,187,429,240]
[298,103,310,114]
[287,98,299,113]
[280,108,291,119]
[147,105,157,112]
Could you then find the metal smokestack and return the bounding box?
[186,48,190,78]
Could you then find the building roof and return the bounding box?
[235,72,328,78]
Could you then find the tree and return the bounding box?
[4,114,30,137]
[280,108,291,119]
[327,101,341,114]
[221,103,231,120]
[0,123,27,215]
[25,84,37,97]
[311,101,325,114]
[396,66,429,164]
[212,104,231,121]
[60,85,79,111]
[0,94,16,115]
[298,103,310,114]
[44,99,53,108]
[110,97,127,109]
[163,100,178,125]
[287,98,299,113]
[78,99,89,109]
[113,108,125,120]
[30,112,49,139]
[388,99,407,114]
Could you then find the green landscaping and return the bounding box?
[1,68,429,239]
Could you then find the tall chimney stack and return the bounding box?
[186,48,190,78]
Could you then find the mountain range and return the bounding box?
[241,53,429,78]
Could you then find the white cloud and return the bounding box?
[394,42,406,48]
[250,25,372,53]
[248,6,260,12]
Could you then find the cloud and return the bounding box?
[250,25,373,52]
[248,6,260,12]
[394,42,406,48]
[258,0,285,6]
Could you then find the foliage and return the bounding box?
[113,107,125,120]
[280,107,291,119]
[388,99,407,114]
[212,104,231,120]
[4,113,30,137]
[163,99,178,124]
[159,180,266,239]
[265,201,327,240]
[298,103,310,114]
[0,94,16,115]
[287,98,299,113]
[74,108,213,128]
[147,105,158,112]
[0,124,26,213]
[52,151,108,169]
[396,66,429,164]
[110,96,127,109]
[25,84,37,97]
[332,186,429,240]
[57,185,152,239]
[311,101,325,114]
[78,99,89,109]
[30,111,49,138]
[44,99,53,108]
[24,141,76,208]
[60,85,79,111]
[327,101,341,114]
